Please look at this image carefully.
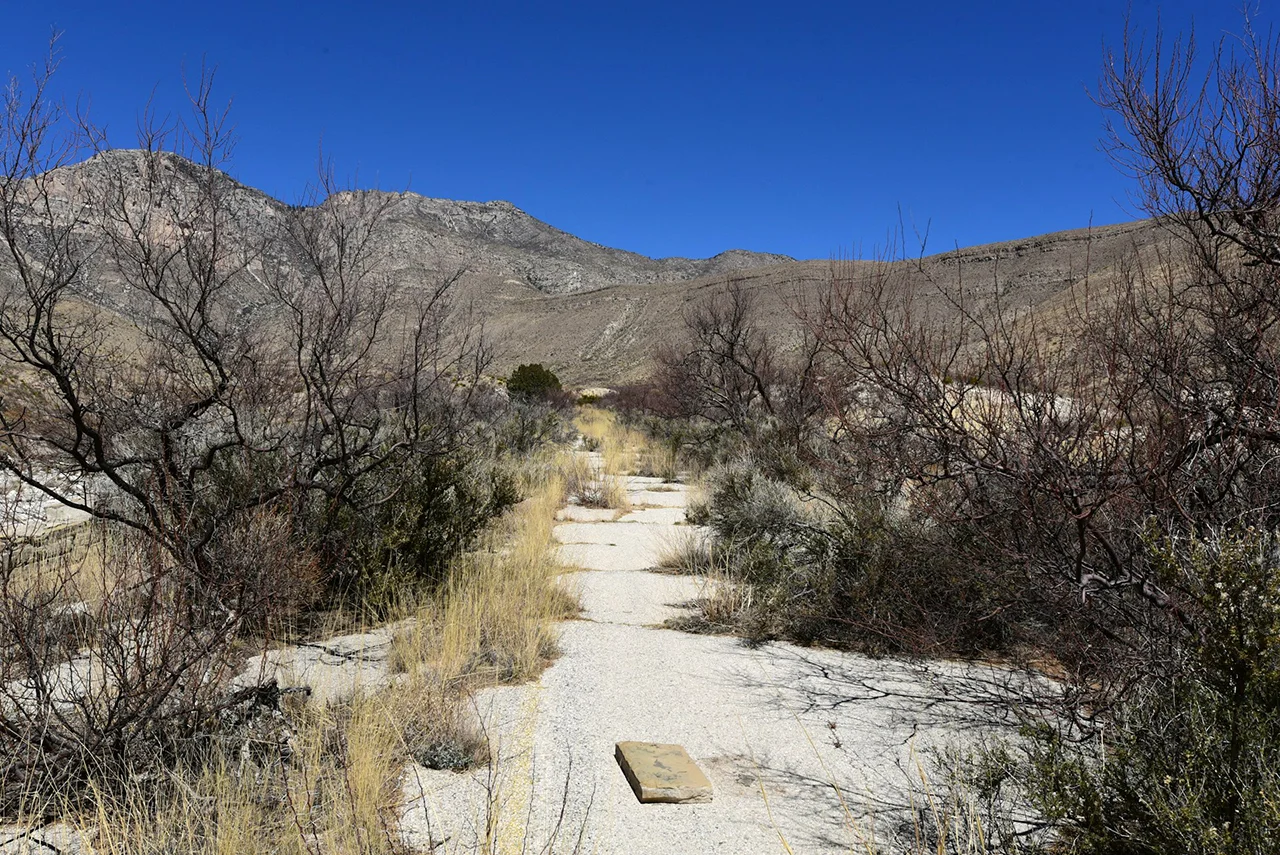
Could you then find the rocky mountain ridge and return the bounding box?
[13,150,1169,385]
[45,150,794,296]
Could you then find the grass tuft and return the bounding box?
[34,450,584,854]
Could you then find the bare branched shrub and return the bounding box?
[653,279,824,476]
[783,11,1280,850]
[637,11,1280,845]
[793,10,1280,694]
[0,41,495,811]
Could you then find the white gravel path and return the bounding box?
[401,478,1036,854]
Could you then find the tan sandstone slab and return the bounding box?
[615,741,713,804]
[556,505,621,522]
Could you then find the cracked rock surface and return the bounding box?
[235,620,415,707]
[400,470,1042,854]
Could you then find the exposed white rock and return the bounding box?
[400,461,1049,854]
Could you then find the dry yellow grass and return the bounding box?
[634,441,679,481]
[574,407,630,473]
[655,531,755,631]
[560,452,628,510]
[567,409,632,509]
[45,450,582,855]
[414,463,579,686]
[78,688,407,855]
[575,406,680,482]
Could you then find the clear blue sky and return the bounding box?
[0,1,1263,260]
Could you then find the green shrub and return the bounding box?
[980,527,1280,855]
[324,453,521,617]
[691,463,1025,653]
[506,363,562,399]
[497,396,569,454]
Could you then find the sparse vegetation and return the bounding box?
[0,42,586,853]
[621,10,1280,851]
[2,449,582,854]
[561,453,628,510]
[6,6,1280,852]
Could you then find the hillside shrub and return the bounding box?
[324,451,522,617]
[506,363,562,399]
[501,396,571,455]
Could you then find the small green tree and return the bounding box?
[507,363,562,399]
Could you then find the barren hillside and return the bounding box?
[9,151,1175,385]
[477,218,1172,383]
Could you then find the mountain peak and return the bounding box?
[49,150,795,294]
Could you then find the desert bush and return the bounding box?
[648,280,826,480]
[324,450,521,616]
[732,11,1280,849]
[0,44,502,595]
[490,386,572,456]
[686,463,1031,652]
[801,8,1280,688]
[0,527,280,815]
[655,528,716,575]
[0,45,565,820]
[953,527,1280,855]
[506,363,562,400]
[10,447,582,850]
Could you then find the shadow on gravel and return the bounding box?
[711,643,1058,847]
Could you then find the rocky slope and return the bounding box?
[8,150,1174,385]
[474,218,1173,383]
[37,150,792,297]
[380,192,794,294]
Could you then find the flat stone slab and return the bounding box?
[617,507,687,526]
[616,741,713,804]
[556,506,621,522]
[627,488,689,508]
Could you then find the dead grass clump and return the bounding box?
[77,686,409,855]
[634,442,680,482]
[431,468,580,684]
[577,406,684,482]
[562,450,629,510]
[575,408,634,476]
[655,528,715,575]
[656,530,756,638]
[30,451,582,852]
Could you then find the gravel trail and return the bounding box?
[401,472,1030,854]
